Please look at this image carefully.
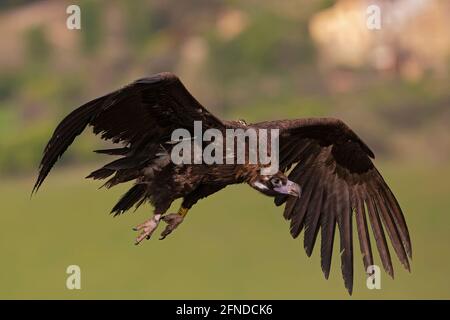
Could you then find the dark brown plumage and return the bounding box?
[33,72,411,294]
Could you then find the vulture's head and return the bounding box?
[249,171,301,198]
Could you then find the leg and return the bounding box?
[159,206,189,240]
[159,184,227,240]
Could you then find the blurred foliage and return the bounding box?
[122,0,160,51]
[0,72,20,101]
[79,0,103,55]
[0,0,40,10]
[24,25,52,65]
[0,0,448,176]
[209,11,306,80]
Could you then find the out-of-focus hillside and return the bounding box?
[0,0,449,176]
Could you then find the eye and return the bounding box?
[271,177,282,187]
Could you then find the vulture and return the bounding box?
[33,72,411,294]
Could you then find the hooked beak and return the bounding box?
[274,180,301,197]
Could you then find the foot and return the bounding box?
[133,214,161,245]
[159,213,184,240]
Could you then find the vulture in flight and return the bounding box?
[34,72,411,294]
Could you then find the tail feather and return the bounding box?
[111,184,147,216]
[32,95,107,194]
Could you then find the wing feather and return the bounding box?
[34,72,224,193]
[320,177,337,279]
[303,169,325,256]
[377,179,412,257]
[372,185,410,271]
[336,181,354,294]
[287,161,320,238]
[354,187,374,272]
[263,117,411,293]
[365,186,394,278]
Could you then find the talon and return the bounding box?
[133,214,161,245]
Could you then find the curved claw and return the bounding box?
[133,214,161,245]
[159,213,184,240]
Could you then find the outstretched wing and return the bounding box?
[262,118,411,294]
[33,72,224,193]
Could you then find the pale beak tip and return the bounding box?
[288,182,301,197]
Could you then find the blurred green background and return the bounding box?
[0,0,449,299]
